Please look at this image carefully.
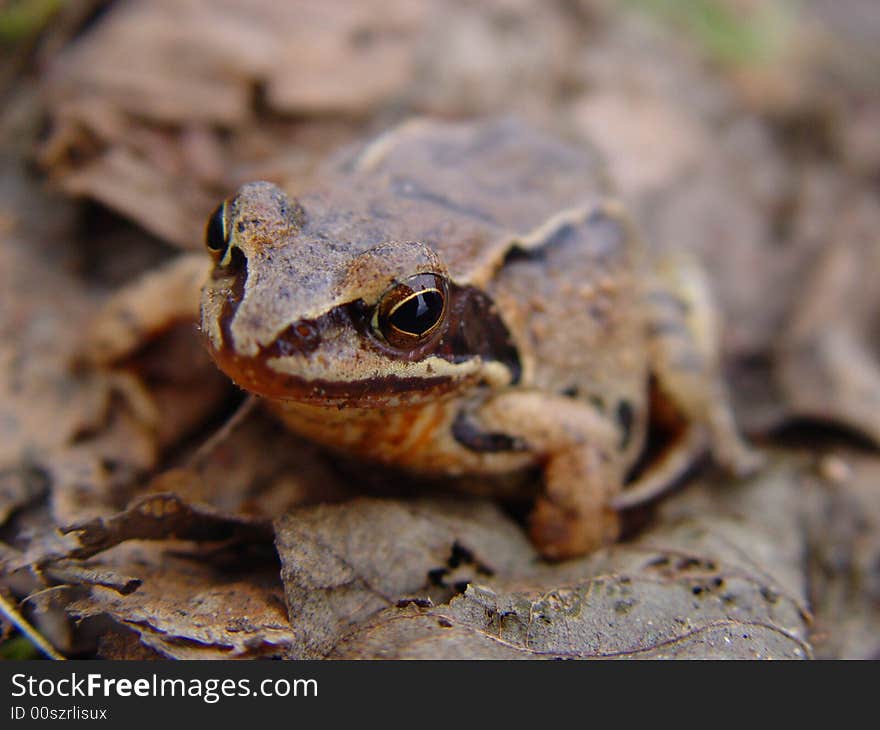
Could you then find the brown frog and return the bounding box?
[195,118,759,559]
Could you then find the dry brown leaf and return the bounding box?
[36,0,585,248]
[0,157,175,530]
[804,450,880,659]
[331,585,808,660]
[59,492,273,561]
[274,498,536,659]
[777,186,880,445]
[67,548,293,659]
[0,163,112,468]
[41,560,142,595]
[275,461,810,659]
[0,466,50,527]
[3,0,880,662]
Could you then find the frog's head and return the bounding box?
[200,182,518,406]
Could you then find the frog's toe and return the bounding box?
[528,496,619,561]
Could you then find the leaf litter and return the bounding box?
[0,0,879,659]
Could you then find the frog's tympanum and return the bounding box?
[200,118,759,559]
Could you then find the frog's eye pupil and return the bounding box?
[205,204,227,252]
[389,290,444,336]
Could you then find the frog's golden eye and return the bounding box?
[205,203,227,253]
[374,273,448,349]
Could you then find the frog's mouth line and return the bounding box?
[206,338,465,406]
[207,279,470,405]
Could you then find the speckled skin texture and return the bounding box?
[200,118,757,559]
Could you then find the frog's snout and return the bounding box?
[229,182,306,248]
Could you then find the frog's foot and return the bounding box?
[647,253,764,480]
[528,448,620,560]
[474,391,624,560]
[611,421,707,510]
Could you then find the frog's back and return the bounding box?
[299,119,650,461]
[357,120,644,403]
[305,117,612,285]
[489,202,649,460]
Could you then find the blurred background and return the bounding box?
[0,0,878,660]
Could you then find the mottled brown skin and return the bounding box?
[199,118,759,559]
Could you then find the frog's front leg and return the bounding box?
[474,392,625,560]
[75,253,211,431]
[79,253,210,367]
[644,254,762,482]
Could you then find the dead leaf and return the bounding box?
[67,547,293,659]
[40,560,141,595]
[3,0,880,662]
[59,492,273,561]
[803,450,880,659]
[331,584,808,659]
[0,466,49,527]
[274,498,535,659]
[276,461,810,659]
[777,187,880,445]
[36,0,584,248]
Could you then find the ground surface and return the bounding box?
[1,0,879,659]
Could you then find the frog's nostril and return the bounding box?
[264,320,321,358]
[294,322,318,341]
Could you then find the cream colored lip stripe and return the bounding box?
[265,352,511,388]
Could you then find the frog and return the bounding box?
[190,117,759,560]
